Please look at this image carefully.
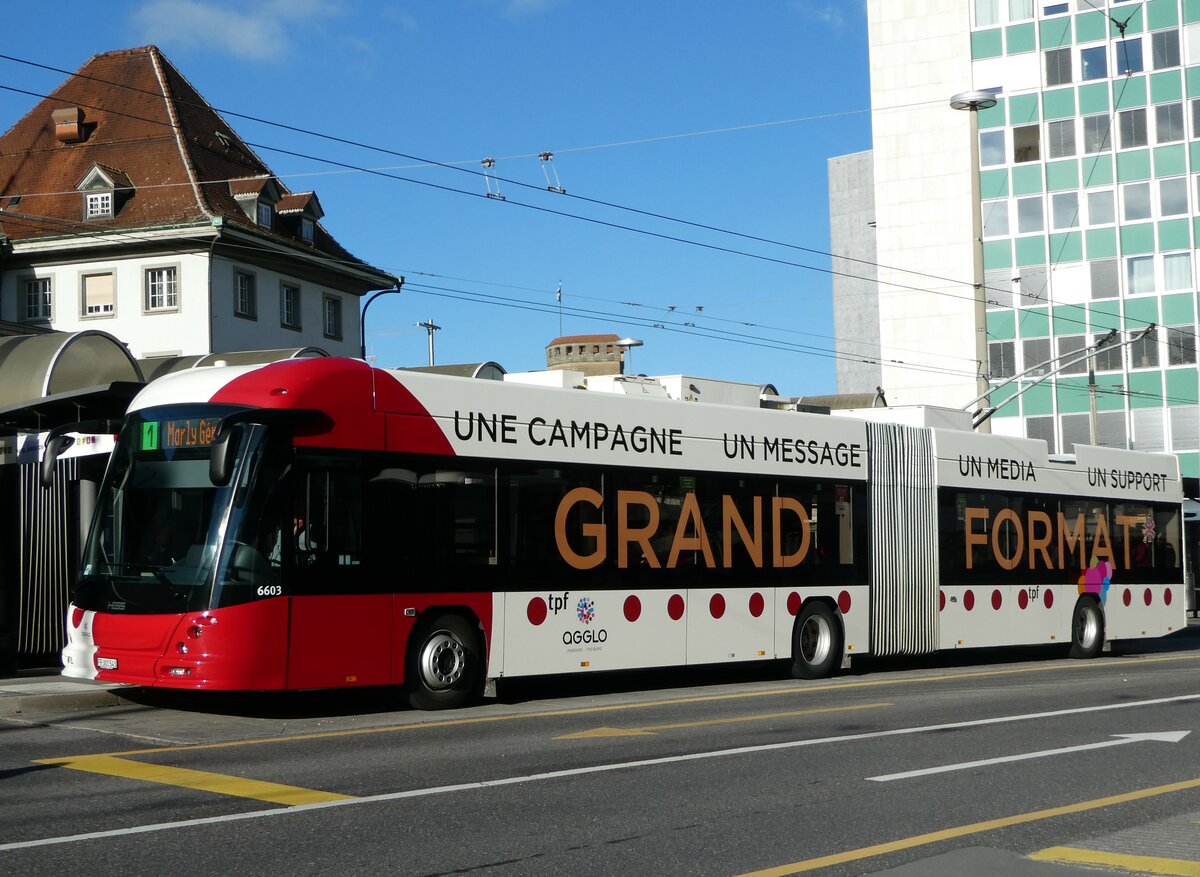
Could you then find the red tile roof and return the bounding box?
[0,46,388,280]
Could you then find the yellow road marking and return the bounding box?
[736,776,1200,876]
[51,652,1200,759]
[555,702,891,739]
[1032,846,1200,875]
[38,755,352,806]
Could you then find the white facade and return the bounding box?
[868,0,987,409]
[1,240,362,360]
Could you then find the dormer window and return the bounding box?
[76,164,132,221]
[300,217,314,242]
[257,202,273,228]
[85,192,113,219]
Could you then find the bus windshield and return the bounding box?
[74,405,288,615]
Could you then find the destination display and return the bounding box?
[139,417,221,452]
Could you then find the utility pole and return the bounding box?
[418,317,441,366]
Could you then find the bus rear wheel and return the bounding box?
[792,601,843,679]
[407,614,483,710]
[1069,597,1104,659]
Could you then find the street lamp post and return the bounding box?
[949,90,999,420]
[359,277,405,360]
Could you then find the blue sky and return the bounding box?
[1,1,871,395]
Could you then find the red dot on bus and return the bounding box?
[1043,589,1054,609]
[623,595,641,622]
[991,589,1002,611]
[1164,588,1172,606]
[838,591,852,614]
[1018,589,1028,610]
[963,590,975,611]
[1144,588,1153,607]
[1123,588,1132,607]
[709,593,726,619]
[749,592,765,618]
[526,597,547,626]
[787,592,802,616]
[939,590,945,612]
[668,594,685,621]
[71,607,85,629]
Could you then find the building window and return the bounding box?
[1061,413,1090,452]
[1156,102,1185,143]
[984,268,1014,309]
[1122,182,1151,221]
[1160,177,1188,216]
[1152,29,1180,69]
[1026,416,1055,451]
[1013,125,1040,162]
[1019,267,1047,305]
[1167,325,1198,365]
[982,200,1009,237]
[1118,109,1147,148]
[1171,405,1200,450]
[1094,333,1125,371]
[144,266,178,311]
[1090,259,1119,299]
[988,341,1015,379]
[281,283,301,329]
[85,192,112,219]
[1009,0,1033,20]
[1087,190,1115,225]
[323,294,342,339]
[1115,38,1144,74]
[1057,335,1087,375]
[980,131,1006,166]
[1163,252,1192,290]
[1133,408,1166,452]
[1047,119,1076,158]
[1080,45,1108,80]
[82,272,115,316]
[1082,114,1112,153]
[1017,196,1044,232]
[1045,48,1072,85]
[1023,337,1051,375]
[1052,192,1079,228]
[974,0,999,26]
[300,218,314,242]
[23,277,51,320]
[1126,255,1155,294]
[1130,329,1160,369]
[257,202,272,228]
[1188,23,1200,65]
[235,271,257,319]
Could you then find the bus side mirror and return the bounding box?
[40,434,75,489]
[209,428,241,487]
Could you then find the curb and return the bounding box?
[0,684,136,716]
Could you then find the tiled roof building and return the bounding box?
[0,45,396,359]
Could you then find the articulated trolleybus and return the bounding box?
[59,357,1185,708]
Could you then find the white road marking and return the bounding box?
[4,692,1200,852]
[868,731,1191,782]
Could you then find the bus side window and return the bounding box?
[295,460,363,574]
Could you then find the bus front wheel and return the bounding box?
[407,614,483,710]
[792,601,843,679]
[1069,597,1104,659]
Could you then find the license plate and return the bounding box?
[96,656,118,670]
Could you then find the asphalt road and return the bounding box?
[4,631,1200,876]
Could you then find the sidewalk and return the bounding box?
[0,671,133,716]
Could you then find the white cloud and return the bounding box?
[791,0,863,30]
[132,0,340,62]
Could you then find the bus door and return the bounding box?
[286,456,391,688]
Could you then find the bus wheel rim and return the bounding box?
[418,632,467,690]
[1076,606,1100,650]
[800,615,831,665]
